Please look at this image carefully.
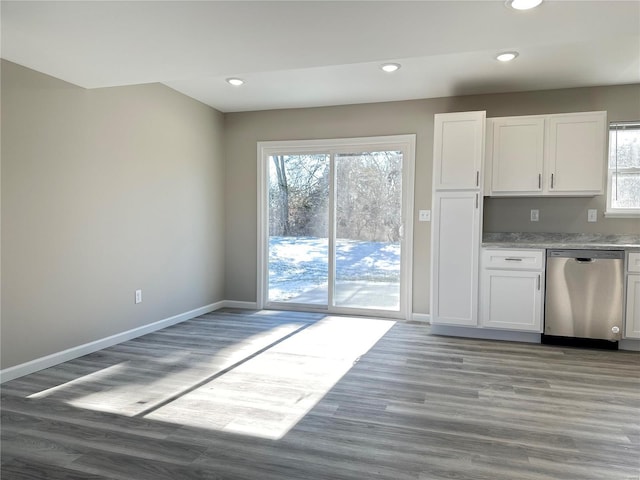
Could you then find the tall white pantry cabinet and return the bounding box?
[431,111,485,326]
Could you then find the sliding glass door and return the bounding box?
[267,154,330,305]
[334,151,403,310]
[258,136,414,318]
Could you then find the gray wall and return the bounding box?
[1,61,226,369]
[224,84,640,315]
[3,59,638,370]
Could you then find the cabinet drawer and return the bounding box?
[482,249,544,270]
[629,252,640,273]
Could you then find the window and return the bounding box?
[606,122,640,217]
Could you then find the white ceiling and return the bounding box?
[2,1,639,113]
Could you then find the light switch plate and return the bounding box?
[588,209,597,222]
[530,209,539,222]
[419,210,431,222]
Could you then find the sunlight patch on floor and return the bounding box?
[26,323,307,416]
[144,316,395,439]
[27,362,129,400]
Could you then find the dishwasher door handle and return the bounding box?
[575,258,595,263]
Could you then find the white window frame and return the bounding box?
[256,135,416,320]
[605,121,640,218]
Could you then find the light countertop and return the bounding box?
[482,232,640,250]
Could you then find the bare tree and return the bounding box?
[269,152,401,241]
[271,155,290,235]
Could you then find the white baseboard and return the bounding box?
[0,301,225,384]
[411,313,431,323]
[221,300,259,310]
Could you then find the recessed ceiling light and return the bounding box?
[506,0,543,10]
[496,51,519,62]
[381,63,401,73]
[226,78,244,86]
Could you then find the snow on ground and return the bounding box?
[269,236,400,302]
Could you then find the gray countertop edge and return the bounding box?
[482,233,640,250]
[481,241,640,250]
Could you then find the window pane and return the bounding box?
[609,124,640,211]
[609,127,640,169]
[611,172,640,209]
[334,151,402,310]
[268,154,330,304]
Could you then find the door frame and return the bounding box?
[256,135,415,319]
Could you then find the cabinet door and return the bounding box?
[491,117,545,195]
[431,191,480,326]
[625,274,640,339]
[481,270,543,332]
[433,111,485,190]
[547,112,606,194]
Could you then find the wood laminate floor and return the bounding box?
[2,308,639,479]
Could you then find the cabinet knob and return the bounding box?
[611,326,620,334]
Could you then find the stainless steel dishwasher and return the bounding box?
[543,249,624,347]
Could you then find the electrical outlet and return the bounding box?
[588,209,598,222]
[530,209,539,222]
[135,289,142,304]
[418,210,431,222]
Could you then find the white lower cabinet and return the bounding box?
[480,249,544,332]
[625,275,640,338]
[626,253,640,339]
[431,191,481,326]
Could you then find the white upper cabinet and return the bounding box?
[547,112,607,195]
[490,116,545,195]
[433,111,485,190]
[487,111,607,196]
